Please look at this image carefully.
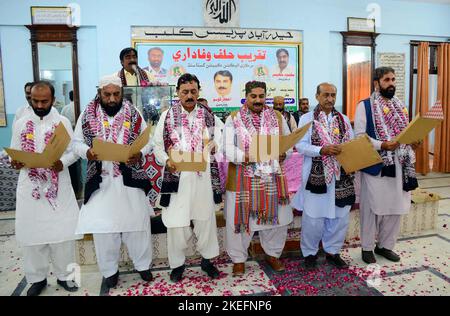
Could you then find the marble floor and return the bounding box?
[0,173,449,296]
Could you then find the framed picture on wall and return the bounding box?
[347,17,376,33]
[30,6,72,25]
[0,38,6,127]
[132,26,303,113]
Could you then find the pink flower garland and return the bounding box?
[313,111,351,184]
[372,92,412,165]
[168,105,206,153]
[234,106,280,177]
[20,120,59,209]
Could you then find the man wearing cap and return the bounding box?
[73,76,154,288]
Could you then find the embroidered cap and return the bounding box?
[98,75,123,89]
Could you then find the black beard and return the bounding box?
[100,99,123,117]
[32,107,52,118]
[380,85,396,99]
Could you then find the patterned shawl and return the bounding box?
[370,92,418,191]
[81,97,151,203]
[305,105,355,208]
[232,105,290,233]
[118,67,150,86]
[20,120,59,209]
[159,102,222,207]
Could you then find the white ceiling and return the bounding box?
[396,0,450,4]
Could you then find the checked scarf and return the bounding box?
[159,102,222,207]
[20,120,59,209]
[370,92,418,191]
[81,98,151,203]
[305,105,355,208]
[118,67,150,87]
[232,105,289,233]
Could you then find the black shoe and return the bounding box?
[170,265,185,283]
[304,255,317,270]
[26,279,47,296]
[201,258,220,279]
[326,254,349,269]
[362,250,377,264]
[57,279,79,292]
[105,271,119,288]
[138,269,153,282]
[375,246,400,262]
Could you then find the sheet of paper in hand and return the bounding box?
[169,150,207,172]
[92,126,151,162]
[5,122,70,168]
[394,101,444,144]
[249,121,312,162]
[336,134,382,173]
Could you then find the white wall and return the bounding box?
[0,0,449,148]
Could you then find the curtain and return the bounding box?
[415,42,430,175]
[433,43,450,172]
[347,61,371,121]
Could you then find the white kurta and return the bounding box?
[73,108,154,234]
[13,105,59,127]
[354,100,411,216]
[152,105,223,228]
[291,111,354,219]
[11,111,81,246]
[222,114,294,231]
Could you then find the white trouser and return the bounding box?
[226,223,289,264]
[300,212,350,257]
[23,240,76,284]
[93,229,152,278]
[167,216,219,269]
[360,206,402,251]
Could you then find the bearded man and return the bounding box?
[73,76,154,288]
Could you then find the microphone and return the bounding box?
[131,64,140,86]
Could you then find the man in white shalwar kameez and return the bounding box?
[73,76,154,288]
[10,81,81,296]
[354,67,419,264]
[223,81,293,277]
[291,83,355,270]
[153,73,223,282]
[12,82,59,126]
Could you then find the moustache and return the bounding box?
[218,87,227,90]
[186,99,195,103]
[253,103,263,107]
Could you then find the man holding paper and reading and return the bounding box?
[152,73,223,282]
[223,81,293,276]
[73,75,154,288]
[291,83,355,270]
[9,81,81,296]
[354,67,419,264]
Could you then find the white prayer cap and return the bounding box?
[98,75,122,89]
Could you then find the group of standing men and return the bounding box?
[10,46,420,296]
